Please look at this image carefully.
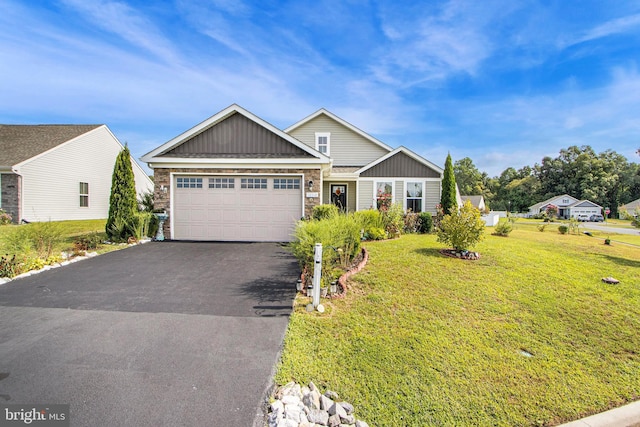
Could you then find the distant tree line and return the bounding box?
[453,145,640,215]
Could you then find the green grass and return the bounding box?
[0,219,115,256]
[276,228,640,426]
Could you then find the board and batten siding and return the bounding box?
[287,115,389,166]
[163,112,312,158]
[19,126,152,222]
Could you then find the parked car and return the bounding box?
[589,214,604,222]
[576,214,590,222]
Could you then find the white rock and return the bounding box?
[355,420,370,427]
[277,418,298,427]
[285,403,303,422]
[281,394,301,406]
[307,409,329,426]
[270,399,284,416]
[320,395,334,411]
[329,402,347,418]
[339,401,354,415]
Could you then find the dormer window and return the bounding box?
[315,132,330,155]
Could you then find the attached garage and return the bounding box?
[172,175,303,242]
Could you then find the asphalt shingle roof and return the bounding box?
[0,124,101,167]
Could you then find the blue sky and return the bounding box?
[2,0,639,176]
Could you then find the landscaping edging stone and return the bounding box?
[0,239,151,285]
[267,381,369,427]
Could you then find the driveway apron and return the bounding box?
[0,242,298,426]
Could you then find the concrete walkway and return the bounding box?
[559,400,640,427]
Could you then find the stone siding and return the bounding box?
[1,173,21,223]
[153,168,322,239]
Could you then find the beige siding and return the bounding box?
[425,180,441,214]
[19,126,153,222]
[322,181,356,212]
[394,181,403,205]
[358,181,374,210]
[287,115,389,166]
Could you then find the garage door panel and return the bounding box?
[173,175,302,242]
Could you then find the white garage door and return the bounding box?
[173,175,303,242]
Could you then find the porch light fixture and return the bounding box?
[308,180,313,190]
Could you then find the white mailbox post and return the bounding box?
[307,243,325,312]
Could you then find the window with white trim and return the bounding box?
[406,182,423,213]
[315,132,330,155]
[241,178,267,189]
[375,181,393,210]
[209,178,234,189]
[79,182,89,207]
[273,178,300,189]
[177,177,203,188]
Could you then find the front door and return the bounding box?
[331,184,347,211]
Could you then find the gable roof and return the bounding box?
[142,104,330,165]
[529,194,577,210]
[0,124,101,167]
[568,200,602,209]
[461,195,485,207]
[355,146,443,177]
[620,198,640,211]
[285,108,393,153]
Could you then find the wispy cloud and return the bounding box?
[59,0,180,64]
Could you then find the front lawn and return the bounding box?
[276,228,640,426]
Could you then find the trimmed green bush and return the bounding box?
[354,209,385,241]
[558,225,568,234]
[493,220,513,236]
[437,200,485,251]
[418,212,433,233]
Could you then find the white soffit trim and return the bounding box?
[285,108,393,152]
[141,104,331,163]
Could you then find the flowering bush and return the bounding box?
[0,209,12,225]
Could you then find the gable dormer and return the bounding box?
[286,109,391,167]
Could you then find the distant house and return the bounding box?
[461,195,486,211]
[619,198,640,218]
[0,124,153,223]
[528,194,602,219]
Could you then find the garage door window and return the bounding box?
[274,178,300,189]
[241,178,267,189]
[177,177,202,188]
[209,178,235,189]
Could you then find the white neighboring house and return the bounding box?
[528,194,602,219]
[619,198,640,218]
[461,195,486,211]
[0,124,153,223]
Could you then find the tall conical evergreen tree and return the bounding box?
[106,145,137,240]
[441,153,457,214]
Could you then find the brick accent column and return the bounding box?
[1,173,21,223]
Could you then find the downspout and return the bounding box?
[11,166,23,224]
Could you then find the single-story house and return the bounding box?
[461,195,486,211]
[141,104,444,242]
[528,194,602,219]
[619,198,640,218]
[0,124,153,223]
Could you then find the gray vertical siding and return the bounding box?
[360,151,441,178]
[287,114,389,166]
[162,112,312,157]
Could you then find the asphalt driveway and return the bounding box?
[0,242,298,426]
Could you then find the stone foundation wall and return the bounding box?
[1,173,21,223]
[152,167,322,239]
